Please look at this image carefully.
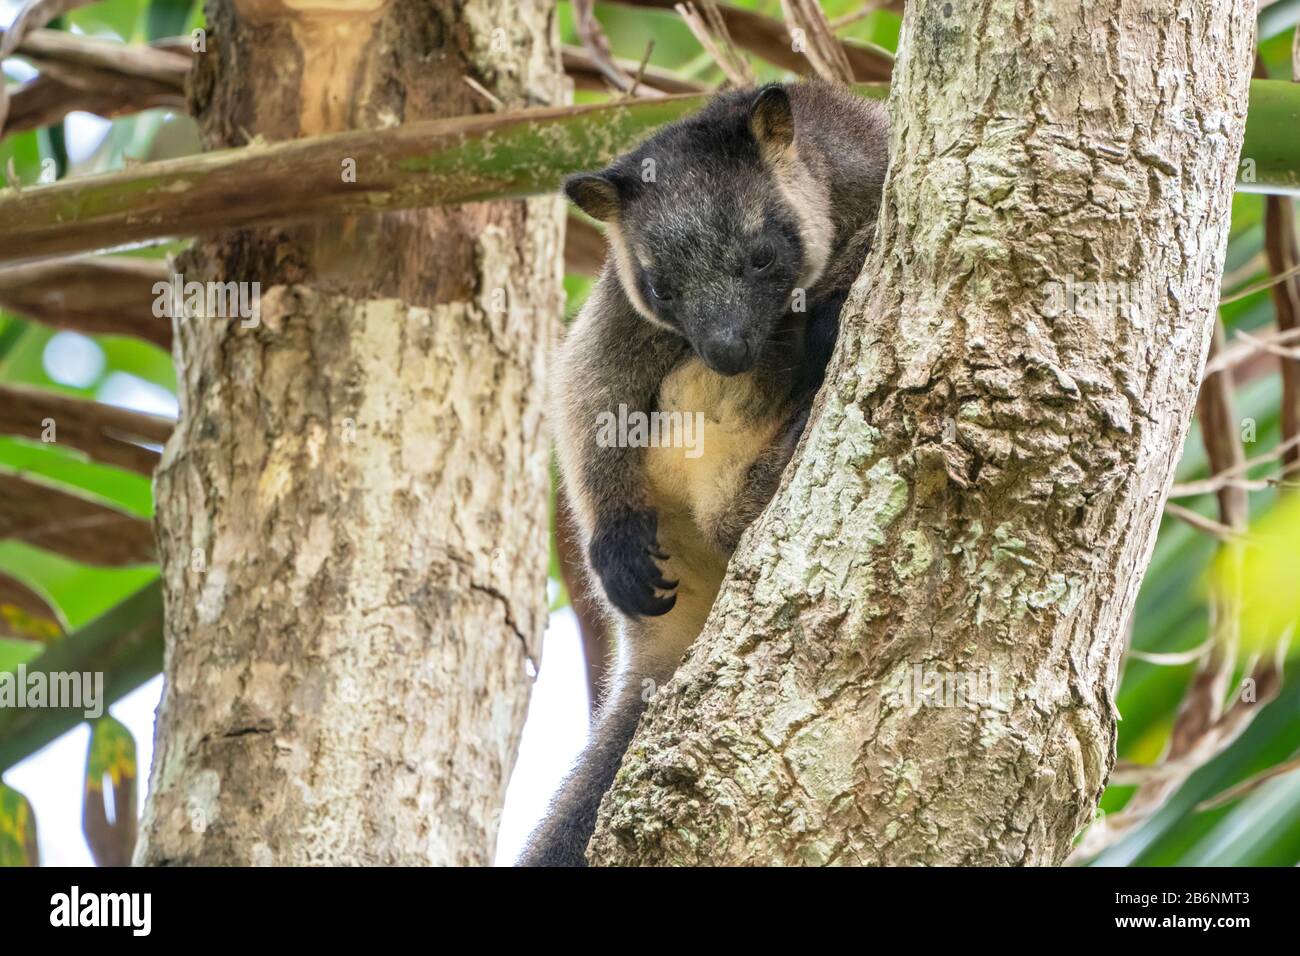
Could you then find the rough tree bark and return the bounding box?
[589,0,1254,865]
[136,0,564,865]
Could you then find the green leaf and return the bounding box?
[0,438,154,519]
[68,0,146,42]
[1093,678,1300,866]
[0,130,42,190]
[0,582,163,774]
[86,715,136,788]
[1217,491,1300,656]
[83,715,138,867]
[0,639,43,674]
[0,782,39,866]
[146,0,194,39]
[0,543,157,629]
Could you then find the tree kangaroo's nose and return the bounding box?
[699,334,752,375]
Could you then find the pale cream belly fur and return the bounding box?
[630,356,784,673]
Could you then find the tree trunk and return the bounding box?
[136,0,564,866]
[589,0,1254,866]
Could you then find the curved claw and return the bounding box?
[641,591,677,617]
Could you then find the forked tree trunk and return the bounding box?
[136,0,564,865]
[590,0,1254,865]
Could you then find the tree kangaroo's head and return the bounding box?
[565,84,832,376]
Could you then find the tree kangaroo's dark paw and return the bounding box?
[589,508,678,617]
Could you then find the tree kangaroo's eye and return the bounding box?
[649,282,673,302]
[750,247,775,273]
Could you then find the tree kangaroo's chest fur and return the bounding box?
[640,356,789,652]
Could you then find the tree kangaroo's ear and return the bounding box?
[749,85,795,158]
[564,171,622,222]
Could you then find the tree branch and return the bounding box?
[779,0,855,85]
[0,0,98,132]
[588,0,1254,867]
[674,2,755,88]
[0,382,171,474]
[0,255,173,347]
[0,582,163,774]
[572,0,639,93]
[0,93,724,261]
[2,71,183,138]
[1261,51,1300,468]
[609,0,894,81]
[562,45,705,96]
[0,472,155,565]
[1073,325,1261,860]
[5,81,1298,265]
[8,27,190,87]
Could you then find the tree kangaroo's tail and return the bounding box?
[517,677,649,867]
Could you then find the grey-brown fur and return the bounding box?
[519,81,888,867]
